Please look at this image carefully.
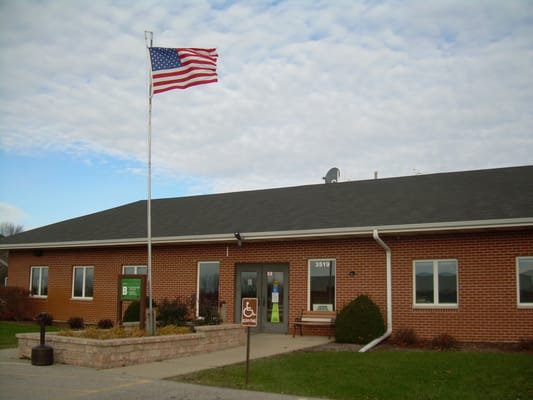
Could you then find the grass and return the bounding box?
[170,351,533,400]
[0,321,60,349]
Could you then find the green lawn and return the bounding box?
[170,351,533,400]
[0,321,60,349]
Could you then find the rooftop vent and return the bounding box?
[323,167,340,184]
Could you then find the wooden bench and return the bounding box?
[293,310,336,338]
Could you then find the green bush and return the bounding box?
[335,295,385,344]
[123,298,156,322]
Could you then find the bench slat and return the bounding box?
[293,310,336,339]
[301,317,333,322]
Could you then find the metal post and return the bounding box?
[245,327,251,385]
[144,30,156,336]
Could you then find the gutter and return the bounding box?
[359,229,392,353]
[1,217,532,250]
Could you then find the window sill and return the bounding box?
[30,295,48,299]
[517,304,533,309]
[71,297,93,301]
[413,304,458,310]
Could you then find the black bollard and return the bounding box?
[31,312,54,366]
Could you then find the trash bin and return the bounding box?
[31,312,54,366]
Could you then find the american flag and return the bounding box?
[149,47,218,94]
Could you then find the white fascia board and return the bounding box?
[237,217,533,240]
[1,217,532,250]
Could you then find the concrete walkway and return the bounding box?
[0,334,331,400]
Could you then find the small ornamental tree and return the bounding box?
[0,287,32,321]
[335,295,386,344]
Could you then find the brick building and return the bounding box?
[1,166,532,342]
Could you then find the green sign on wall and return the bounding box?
[121,277,142,300]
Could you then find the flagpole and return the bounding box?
[144,30,155,336]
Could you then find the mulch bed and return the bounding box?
[304,340,533,353]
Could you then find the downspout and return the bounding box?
[359,229,392,352]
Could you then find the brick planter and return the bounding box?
[17,324,245,368]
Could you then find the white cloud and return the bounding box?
[1,0,532,201]
[0,203,28,226]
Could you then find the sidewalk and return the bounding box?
[0,333,331,400]
[113,333,331,379]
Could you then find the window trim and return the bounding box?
[72,266,94,300]
[413,259,458,308]
[517,256,533,308]
[29,266,48,298]
[122,265,147,275]
[308,258,336,311]
[196,261,220,318]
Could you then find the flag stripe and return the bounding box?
[153,78,219,94]
[149,47,218,94]
[153,64,216,79]
[153,72,217,87]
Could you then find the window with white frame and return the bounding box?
[308,259,336,311]
[30,266,48,297]
[122,265,147,275]
[414,259,458,306]
[517,257,533,306]
[197,262,219,318]
[72,266,94,299]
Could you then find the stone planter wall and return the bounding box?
[17,324,245,369]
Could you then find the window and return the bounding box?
[30,266,48,297]
[309,259,336,311]
[123,265,147,275]
[72,266,93,299]
[517,257,533,306]
[197,262,219,318]
[414,259,457,306]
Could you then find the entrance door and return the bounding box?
[235,264,289,334]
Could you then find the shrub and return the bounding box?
[97,319,114,329]
[157,296,194,326]
[391,328,419,347]
[58,325,192,339]
[335,295,386,344]
[431,333,458,350]
[59,326,146,339]
[123,297,157,322]
[35,313,54,326]
[0,287,32,321]
[68,316,85,330]
[156,325,193,336]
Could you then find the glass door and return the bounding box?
[235,264,289,334]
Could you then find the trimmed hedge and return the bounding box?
[335,295,385,344]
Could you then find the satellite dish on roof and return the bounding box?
[323,167,340,184]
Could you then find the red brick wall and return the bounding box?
[6,229,533,342]
[390,230,533,342]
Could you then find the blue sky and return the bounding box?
[1,0,532,230]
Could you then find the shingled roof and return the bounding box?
[1,165,532,249]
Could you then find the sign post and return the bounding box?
[241,297,258,386]
[117,275,147,330]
